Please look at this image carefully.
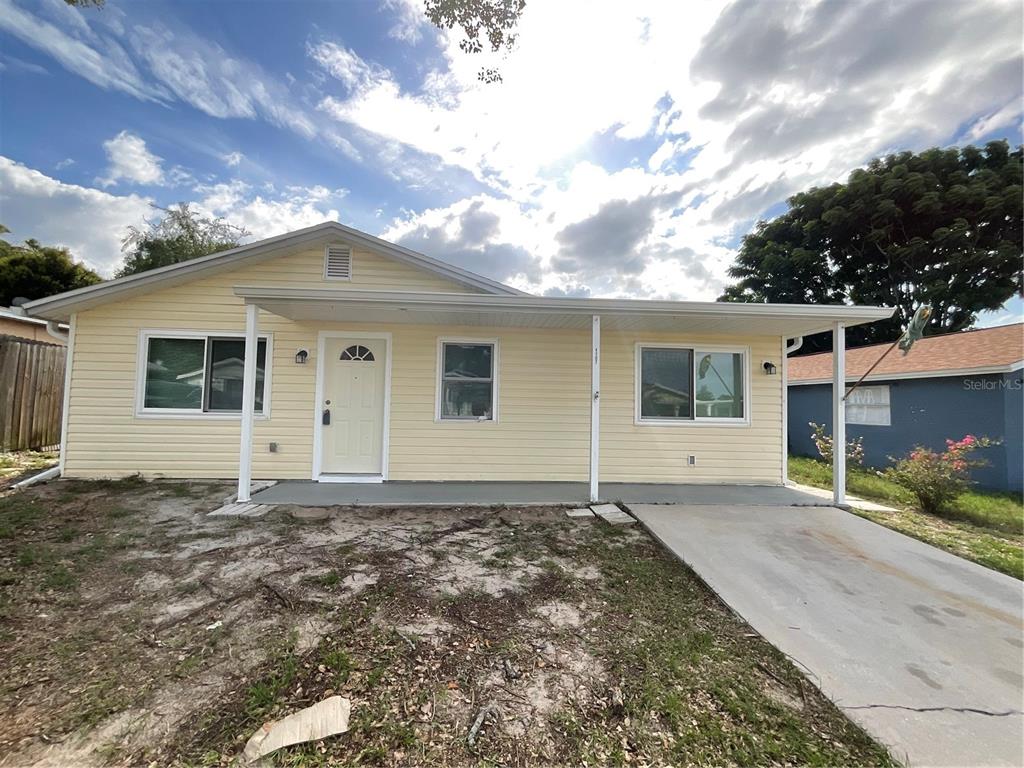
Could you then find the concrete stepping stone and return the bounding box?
[209,502,272,518]
[565,507,595,518]
[590,504,635,525]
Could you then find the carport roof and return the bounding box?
[234,286,894,337]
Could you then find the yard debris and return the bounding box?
[590,504,635,525]
[205,620,222,631]
[466,702,497,748]
[242,695,351,764]
[565,507,595,518]
[502,658,522,680]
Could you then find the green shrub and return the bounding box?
[885,435,995,514]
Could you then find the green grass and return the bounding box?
[789,455,1023,579]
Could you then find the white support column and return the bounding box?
[780,336,788,485]
[832,321,846,506]
[589,315,601,503]
[237,303,259,502]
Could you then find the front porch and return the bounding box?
[251,480,828,507]
[230,289,890,507]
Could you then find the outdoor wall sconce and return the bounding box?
[762,360,777,375]
[295,348,309,365]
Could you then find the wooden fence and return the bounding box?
[0,335,66,452]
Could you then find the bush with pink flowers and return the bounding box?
[884,435,996,514]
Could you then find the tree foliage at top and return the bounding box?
[721,141,1023,349]
[0,225,102,307]
[425,0,525,83]
[116,204,250,278]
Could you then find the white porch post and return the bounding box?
[237,303,259,502]
[589,315,601,503]
[832,321,846,506]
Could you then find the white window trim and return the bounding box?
[846,384,892,426]
[435,337,499,424]
[323,243,353,282]
[634,342,751,427]
[135,329,273,420]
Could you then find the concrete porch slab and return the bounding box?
[251,480,830,507]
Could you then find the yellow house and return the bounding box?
[22,222,892,504]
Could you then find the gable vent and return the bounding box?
[324,245,352,280]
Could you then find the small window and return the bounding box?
[340,344,374,361]
[141,334,268,415]
[638,345,747,423]
[439,341,496,420]
[847,385,891,426]
[324,245,352,280]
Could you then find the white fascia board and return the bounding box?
[233,286,896,327]
[21,221,521,322]
[789,361,1024,386]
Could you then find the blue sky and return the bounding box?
[0,0,1021,323]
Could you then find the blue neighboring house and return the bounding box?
[787,323,1023,494]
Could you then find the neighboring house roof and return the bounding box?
[788,323,1024,385]
[21,221,526,321]
[1,306,55,327]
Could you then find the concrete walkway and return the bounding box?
[253,480,827,507]
[629,503,1024,767]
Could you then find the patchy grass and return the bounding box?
[790,455,1023,579]
[1,480,895,767]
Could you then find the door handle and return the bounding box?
[322,408,331,425]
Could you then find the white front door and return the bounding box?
[320,338,386,475]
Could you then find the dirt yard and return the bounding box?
[0,479,895,767]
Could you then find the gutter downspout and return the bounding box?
[45,320,69,344]
[781,336,803,485]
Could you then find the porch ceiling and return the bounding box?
[234,286,894,337]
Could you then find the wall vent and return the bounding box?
[324,245,352,280]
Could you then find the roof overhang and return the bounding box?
[234,286,896,337]
[21,221,524,322]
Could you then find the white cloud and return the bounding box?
[3,0,1021,303]
[0,0,164,101]
[0,2,321,143]
[382,0,429,43]
[348,0,1023,299]
[193,180,346,239]
[98,130,165,187]
[129,23,318,139]
[0,155,152,275]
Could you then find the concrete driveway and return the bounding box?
[629,503,1024,768]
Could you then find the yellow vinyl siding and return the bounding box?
[63,242,478,478]
[600,331,782,484]
[61,242,784,483]
[233,245,479,293]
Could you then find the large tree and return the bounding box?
[116,204,249,278]
[721,141,1023,349]
[0,226,102,307]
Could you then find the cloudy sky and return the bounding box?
[0,0,1021,319]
